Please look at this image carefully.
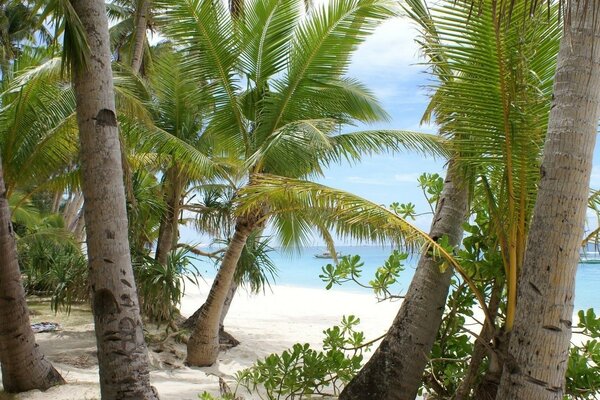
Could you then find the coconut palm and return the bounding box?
[157,0,447,366]
[496,1,600,398]
[107,0,153,74]
[54,0,159,397]
[141,48,215,267]
[0,155,65,392]
[341,1,561,398]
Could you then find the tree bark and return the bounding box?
[63,191,84,232]
[0,157,65,393]
[340,160,469,400]
[186,217,255,366]
[131,0,149,75]
[496,3,600,400]
[455,279,503,400]
[155,166,184,266]
[70,1,158,399]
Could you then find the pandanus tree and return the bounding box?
[341,1,561,398]
[157,0,446,366]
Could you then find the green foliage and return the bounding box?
[390,201,417,219]
[417,172,443,208]
[565,310,600,399]
[319,250,406,300]
[19,237,88,313]
[135,248,200,323]
[236,316,369,399]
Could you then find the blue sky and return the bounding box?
[180,11,600,246]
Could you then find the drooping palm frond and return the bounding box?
[36,0,90,74]
[237,174,492,317]
[237,174,432,249]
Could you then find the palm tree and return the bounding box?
[67,1,159,398]
[496,2,600,398]
[157,0,446,366]
[107,0,153,74]
[342,1,560,398]
[0,143,64,394]
[142,48,214,267]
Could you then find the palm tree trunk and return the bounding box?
[155,167,184,266]
[131,0,149,74]
[496,3,600,399]
[186,216,255,366]
[340,160,469,400]
[63,191,84,232]
[70,1,158,399]
[0,157,65,393]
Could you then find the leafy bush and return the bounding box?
[235,315,369,399]
[566,309,600,399]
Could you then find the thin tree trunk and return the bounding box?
[496,3,600,399]
[0,157,65,393]
[186,217,255,366]
[63,191,84,232]
[51,190,62,214]
[340,160,469,400]
[455,279,503,400]
[70,1,158,399]
[155,167,184,266]
[131,0,148,75]
[73,209,86,245]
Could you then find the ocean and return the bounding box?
[193,245,600,312]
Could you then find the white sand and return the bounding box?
[5,283,401,400]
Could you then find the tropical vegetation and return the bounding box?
[0,0,599,400]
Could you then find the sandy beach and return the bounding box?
[2,283,401,400]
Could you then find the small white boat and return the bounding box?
[314,251,341,259]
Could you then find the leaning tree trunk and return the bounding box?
[71,1,158,399]
[131,0,148,74]
[0,157,65,393]
[496,3,600,400]
[186,216,256,366]
[182,282,240,348]
[155,167,184,267]
[340,160,469,400]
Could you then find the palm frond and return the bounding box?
[255,0,395,144]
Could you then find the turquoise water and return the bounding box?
[193,246,600,312]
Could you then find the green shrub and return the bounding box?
[235,315,369,399]
[19,238,88,313]
[135,248,200,323]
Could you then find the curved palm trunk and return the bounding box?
[131,0,149,74]
[496,4,600,399]
[0,159,65,393]
[340,161,469,400]
[186,217,255,366]
[155,167,184,266]
[71,1,158,399]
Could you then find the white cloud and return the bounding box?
[349,16,425,80]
